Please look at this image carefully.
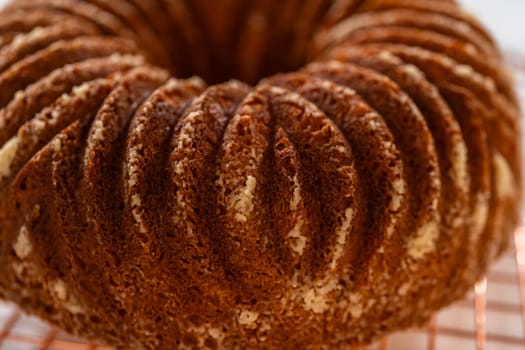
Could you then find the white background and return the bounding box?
[0,0,523,52]
[460,0,524,53]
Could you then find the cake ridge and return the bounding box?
[264,73,408,296]
[0,54,144,152]
[332,47,471,302]
[0,36,138,108]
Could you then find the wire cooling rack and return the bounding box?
[1,54,525,350]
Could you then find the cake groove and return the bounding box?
[0,36,138,108]
[266,85,361,276]
[0,8,97,47]
[265,73,406,279]
[328,26,515,102]
[0,21,98,74]
[333,48,470,301]
[357,0,495,46]
[0,54,144,156]
[315,9,500,59]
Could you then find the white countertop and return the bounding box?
[460,0,524,53]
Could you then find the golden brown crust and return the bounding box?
[302,60,445,335]
[326,43,513,290]
[0,8,95,44]
[327,47,470,300]
[5,0,135,38]
[314,9,501,59]
[264,73,406,279]
[356,0,496,45]
[0,54,144,147]
[0,0,521,349]
[0,21,99,74]
[0,36,138,108]
[328,27,516,104]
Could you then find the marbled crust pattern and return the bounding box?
[0,0,521,349]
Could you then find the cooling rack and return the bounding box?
[1,55,525,350]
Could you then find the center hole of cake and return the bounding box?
[159,32,311,85]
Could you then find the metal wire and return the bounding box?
[0,56,524,350]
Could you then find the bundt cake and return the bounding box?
[0,0,521,349]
